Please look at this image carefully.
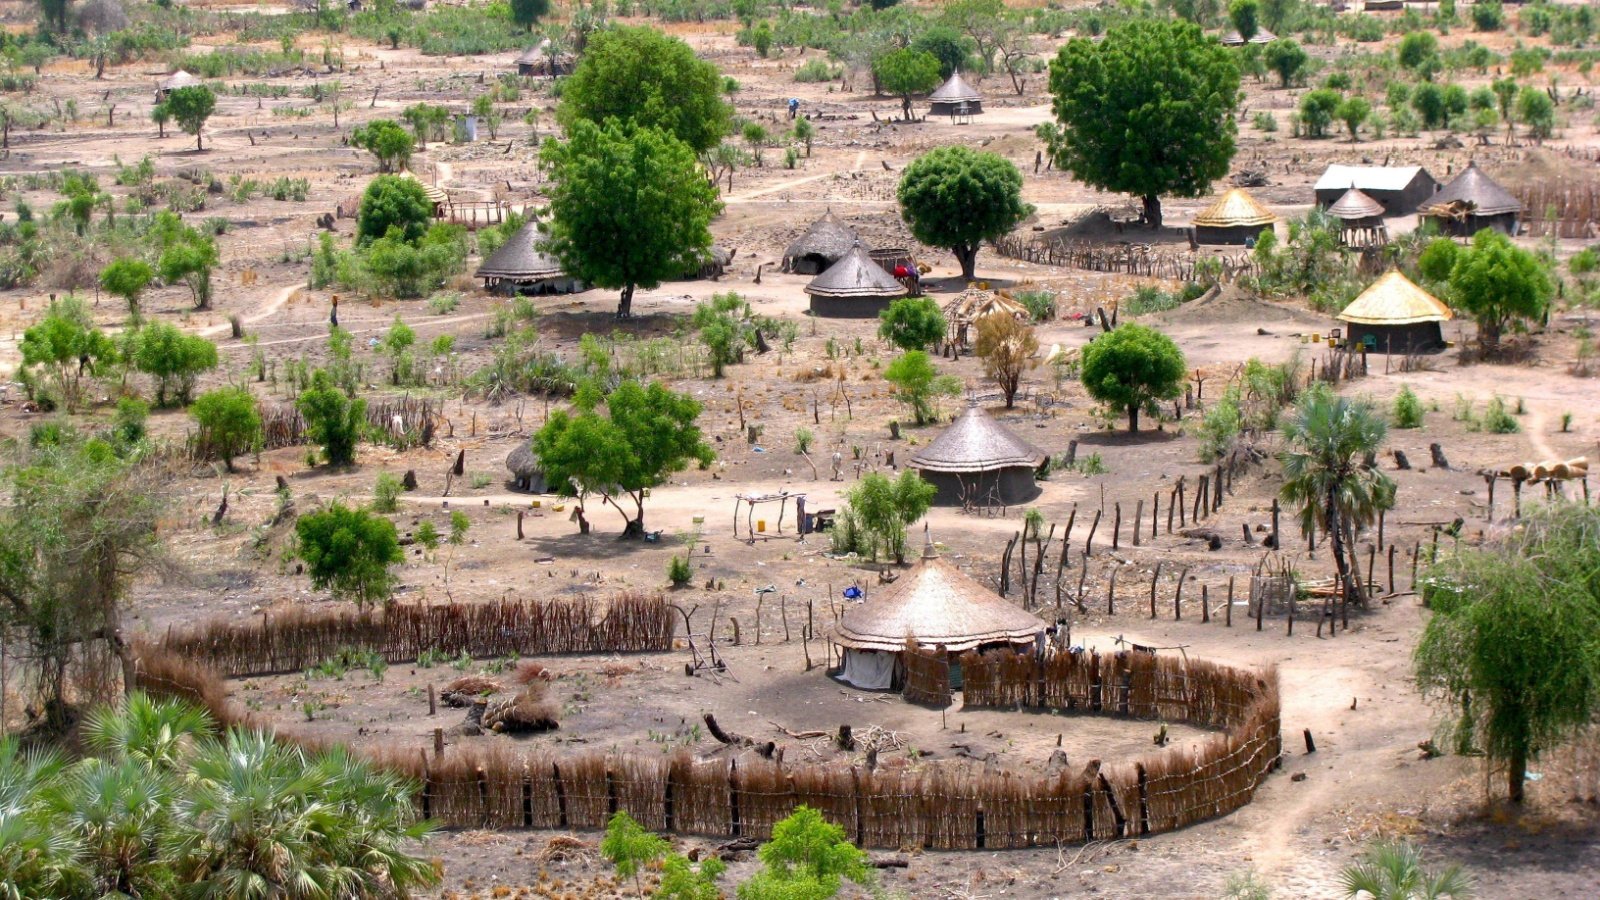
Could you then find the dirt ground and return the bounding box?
[1,0,1598,897]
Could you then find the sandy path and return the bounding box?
[197,282,302,339]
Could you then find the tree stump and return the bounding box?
[1429,443,1450,470]
[1392,449,1410,470]
[403,469,418,490]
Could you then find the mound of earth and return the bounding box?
[1147,284,1330,329]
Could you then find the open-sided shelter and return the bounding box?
[910,404,1046,506]
[1337,269,1454,353]
[928,71,983,117]
[782,210,860,275]
[804,239,907,317]
[1192,188,1277,245]
[1314,165,1438,215]
[942,287,1029,347]
[1326,187,1389,247]
[831,537,1046,691]
[476,221,585,295]
[1221,27,1276,45]
[1420,161,1522,236]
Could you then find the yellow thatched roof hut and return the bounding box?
[1337,270,1453,353]
[1192,189,1276,244]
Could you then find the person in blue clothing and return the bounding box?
[788,98,800,120]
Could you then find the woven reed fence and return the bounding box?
[1515,180,1600,239]
[133,634,1280,849]
[991,235,1261,283]
[160,591,676,677]
[900,639,951,707]
[188,395,439,461]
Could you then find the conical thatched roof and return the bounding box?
[396,171,448,206]
[943,288,1029,323]
[910,405,1045,474]
[1326,187,1386,221]
[804,240,907,299]
[1421,161,1522,217]
[832,550,1046,653]
[158,70,201,91]
[515,46,544,65]
[929,70,982,103]
[476,222,565,279]
[1338,270,1454,326]
[1193,189,1277,228]
[506,442,540,479]
[783,210,860,265]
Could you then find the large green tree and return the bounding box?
[533,380,714,537]
[19,297,116,413]
[839,470,936,565]
[897,146,1032,280]
[163,85,215,152]
[1415,504,1600,804]
[189,387,262,472]
[1279,385,1396,610]
[1047,19,1241,228]
[541,120,722,318]
[878,297,946,352]
[873,48,941,121]
[130,324,218,407]
[1263,38,1307,88]
[510,0,550,30]
[98,258,154,320]
[295,501,403,608]
[1438,228,1553,352]
[350,119,414,173]
[297,368,366,466]
[356,174,433,245]
[557,25,731,154]
[1079,323,1186,432]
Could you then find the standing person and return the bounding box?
[788,97,800,120]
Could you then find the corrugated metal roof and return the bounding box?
[1221,27,1276,45]
[1314,164,1431,194]
[158,70,202,91]
[910,405,1045,473]
[831,554,1046,653]
[804,241,907,299]
[1420,161,1522,217]
[1338,270,1454,325]
[1193,188,1277,227]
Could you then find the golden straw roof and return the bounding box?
[397,171,449,205]
[942,287,1029,323]
[1326,187,1386,221]
[1338,270,1454,326]
[831,553,1046,653]
[1192,189,1277,228]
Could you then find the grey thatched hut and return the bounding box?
[831,537,1046,690]
[1327,187,1389,248]
[782,210,860,275]
[928,71,983,117]
[476,222,584,295]
[1420,161,1522,236]
[910,404,1046,507]
[156,70,201,100]
[804,240,907,317]
[515,41,572,77]
[505,443,548,492]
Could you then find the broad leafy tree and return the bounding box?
[897,146,1032,279]
[534,380,714,537]
[1337,96,1371,141]
[510,0,550,31]
[557,26,730,154]
[1048,19,1240,228]
[356,174,433,245]
[1441,228,1552,351]
[1298,88,1341,138]
[912,26,970,79]
[737,806,875,900]
[1264,38,1307,88]
[1079,323,1186,432]
[839,470,936,564]
[163,85,215,151]
[350,119,415,173]
[1279,385,1396,609]
[1516,85,1554,141]
[99,258,154,319]
[873,48,941,121]
[878,297,946,352]
[190,387,262,472]
[1228,0,1259,40]
[156,227,219,311]
[883,350,961,426]
[1397,31,1439,78]
[131,324,218,407]
[296,501,403,607]
[19,296,116,413]
[974,313,1039,409]
[297,368,366,466]
[1415,504,1600,804]
[541,120,721,318]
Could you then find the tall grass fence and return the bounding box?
[1515,180,1600,239]
[133,615,1280,849]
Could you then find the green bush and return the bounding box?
[1198,385,1245,462]
[794,58,841,83]
[1483,395,1519,433]
[666,553,692,587]
[1392,384,1424,428]
[373,472,403,513]
[1014,290,1057,322]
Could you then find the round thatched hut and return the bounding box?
[476,222,585,295]
[1192,188,1277,245]
[804,240,907,317]
[928,71,983,117]
[515,41,572,77]
[1337,269,1454,353]
[910,404,1046,507]
[1326,187,1389,248]
[1420,161,1522,236]
[942,288,1029,348]
[782,210,860,275]
[831,537,1046,690]
[156,70,201,100]
[505,442,548,492]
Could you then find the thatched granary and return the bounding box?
[1337,269,1454,353]
[804,240,907,318]
[1326,187,1389,247]
[910,404,1046,507]
[1420,161,1522,236]
[476,222,585,295]
[395,171,450,217]
[505,443,548,492]
[782,210,860,275]
[831,538,1046,690]
[928,71,983,117]
[1192,188,1277,245]
[1314,165,1438,215]
[156,70,201,100]
[942,287,1029,347]
[515,41,572,77]
[1220,27,1276,46]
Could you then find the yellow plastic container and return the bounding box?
[531,500,541,508]
[757,520,767,533]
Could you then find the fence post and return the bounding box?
[1133,500,1142,547]
[1201,584,1209,624]
[1149,562,1161,619]
[1226,576,1234,627]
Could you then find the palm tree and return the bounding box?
[82,691,213,771]
[1340,840,1474,899]
[51,757,175,898]
[0,737,89,899]
[1280,385,1396,611]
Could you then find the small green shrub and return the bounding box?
[1392,385,1424,428]
[1014,290,1057,322]
[793,58,841,83]
[428,292,461,315]
[1483,396,1519,433]
[1252,111,1278,132]
[373,472,403,512]
[795,427,814,454]
[666,554,692,587]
